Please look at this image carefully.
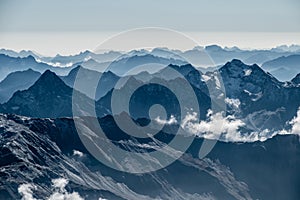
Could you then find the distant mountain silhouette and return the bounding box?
[0,54,72,81]
[61,66,120,100]
[46,50,122,65]
[0,48,41,58]
[291,73,300,85]
[262,55,300,81]
[107,54,187,76]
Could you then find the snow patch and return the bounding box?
[201,74,211,82]
[243,89,252,95]
[225,98,240,109]
[215,76,221,88]
[243,90,263,101]
[84,56,92,61]
[251,91,263,101]
[244,69,252,76]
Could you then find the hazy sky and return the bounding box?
[0,0,299,55]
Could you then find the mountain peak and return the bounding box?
[25,55,36,61]
[205,45,223,51]
[32,70,68,91]
[223,59,262,71]
[229,59,244,65]
[221,59,248,72]
[40,70,59,79]
[219,59,279,84]
[168,63,198,76]
[1,70,75,118]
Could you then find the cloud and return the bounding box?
[51,178,69,191]
[19,178,84,200]
[289,107,300,135]
[180,110,279,142]
[155,115,177,125]
[18,184,37,200]
[35,58,73,68]
[48,178,84,200]
[181,111,245,141]
[73,150,84,157]
[48,192,83,200]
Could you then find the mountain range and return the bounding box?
[0,54,71,81]
[261,54,300,81]
[0,58,300,134]
[1,45,300,80]
[1,47,300,200]
[0,70,98,118]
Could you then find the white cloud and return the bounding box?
[19,178,84,200]
[36,58,73,68]
[48,192,83,200]
[289,107,300,135]
[18,184,37,200]
[155,115,177,125]
[180,108,300,142]
[51,178,69,191]
[73,150,84,157]
[180,111,280,142]
[48,178,84,200]
[181,111,245,141]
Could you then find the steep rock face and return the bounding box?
[97,64,211,120]
[0,69,41,103]
[1,70,73,118]
[0,70,96,118]
[0,114,156,200]
[217,60,300,125]
[291,73,300,85]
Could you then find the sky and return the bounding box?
[0,0,299,56]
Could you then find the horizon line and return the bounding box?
[1,43,300,57]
